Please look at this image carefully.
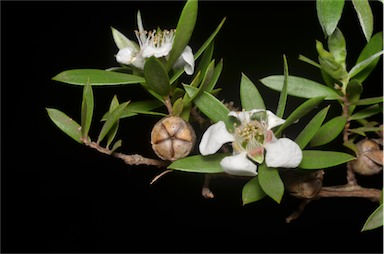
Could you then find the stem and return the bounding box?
[319,185,381,202]
[82,138,168,168]
[164,95,173,115]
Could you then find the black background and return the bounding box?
[1,1,383,253]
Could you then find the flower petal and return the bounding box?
[173,46,195,75]
[265,138,303,168]
[142,43,173,59]
[199,121,234,155]
[265,110,286,130]
[116,48,136,65]
[220,152,258,176]
[228,111,251,123]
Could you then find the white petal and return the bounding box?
[266,110,286,129]
[116,48,135,65]
[220,152,258,176]
[142,43,172,58]
[173,46,195,75]
[136,11,147,44]
[228,111,251,123]
[199,121,234,155]
[265,138,303,168]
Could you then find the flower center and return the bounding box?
[135,29,175,49]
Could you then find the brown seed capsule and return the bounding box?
[151,116,196,161]
[280,169,324,199]
[350,139,383,175]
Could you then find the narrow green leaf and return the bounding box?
[97,101,129,144]
[349,50,384,79]
[184,86,230,124]
[172,97,184,117]
[205,59,223,92]
[166,0,198,71]
[52,69,145,86]
[299,54,321,68]
[240,73,265,111]
[349,126,383,136]
[295,106,330,149]
[362,204,383,231]
[81,80,94,139]
[46,108,82,143]
[111,26,139,50]
[194,41,214,84]
[346,79,363,115]
[106,96,120,149]
[260,75,340,100]
[354,96,383,106]
[317,40,348,80]
[311,116,347,147]
[353,32,383,82]
[242,177,267,205]
[102,100,163,120]
[167,153,227,173]
[299,150,355,169]
[110,139,122,154]
[258,164,284,204]
[183,60,215,105]
[349,104,382,121]
[169,17,226,84]
[328,28,347,67]
[317,0,345,37]
[352,0,373,41]
[275,96,325,136]
[144,56,170,96]
[276,55,289,118]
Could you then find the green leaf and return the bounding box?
[317,0,345,37]
[260,75,339,100]
[81,80,94,139]
[111,26,139,50]
[167,153,227,173]
[299,150,355,169]
[311,116,347,147]
[106,96,120,149]
[46,108,82,143]
[52,69,145,86]
[240,73,265,111]
[346,79,363,115]
[316,40,348,80]
[328,28,347,68]
[166,0,198,72]
[349,126,383,136]
[276,55,289,118]
[97,101,129,144]
[258,164,284,204]
[144,56,170,96]
[295,106,330,149]
[299,54,321,68]
[349,50,384,79]
[172,97,184,117]
[275,96,325,136]
[349,104,382,121]
[354,97,383,106]
[242,177,266,205]
[102,100,163,120]
[206,59,223,92]
[353,32,383,82]
[169,17,226,84]
[194,40,214,84]
[185,86,230,124]
[110,139,122,154]
[362,204,383,231]
[352,0,373,42]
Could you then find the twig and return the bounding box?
[202,174,215,199]
[164,95,173,115]
[318,184,381,202]
[286,199,312,223]
[150,169,173,185]
[82,139,168,168]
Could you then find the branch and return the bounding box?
[82,139,168,168]
[318,184,381,202]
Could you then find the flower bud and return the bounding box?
[151,116,196,161]
[350,139,383,175]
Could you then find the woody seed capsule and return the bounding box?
[151,116,196,161]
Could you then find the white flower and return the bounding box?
[199,109,303,176]
[114,11,194,75]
